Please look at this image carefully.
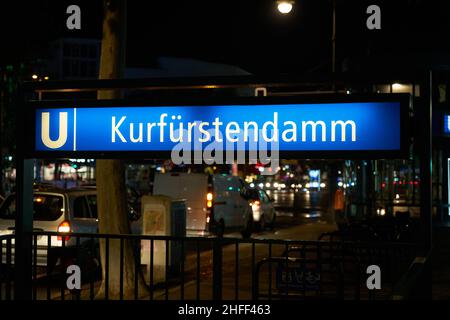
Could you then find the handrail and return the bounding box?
[26,230,419,249]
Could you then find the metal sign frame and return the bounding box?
[25,93,411,160]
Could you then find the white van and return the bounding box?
[152,172,253,236]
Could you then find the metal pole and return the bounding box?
[212,238,223,300]
[420,70,433,249]
[14,158,34,300]
[419,70,433,300]
[14,88,34,299]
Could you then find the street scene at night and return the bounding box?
[1,0,450,316]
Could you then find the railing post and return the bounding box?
[212,238,223,300]
[14,85,34,300]
[14,158,34,300]
[419,70,433,299]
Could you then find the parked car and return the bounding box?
[153,172,253,237]
[0,184,140,276]
[245,188,276,231]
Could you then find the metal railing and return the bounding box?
[391,249,433,300]
[253,241,419,300]
[1,232,421,300]
[0,234,14,300]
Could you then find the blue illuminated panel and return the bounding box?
[35,102,401,152]
[445,115,450,134]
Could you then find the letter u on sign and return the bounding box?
[41,112,68,149]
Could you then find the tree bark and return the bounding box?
[96,0,147,299]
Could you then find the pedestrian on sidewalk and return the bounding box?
[334,188,347,230]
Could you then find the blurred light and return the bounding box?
[309,170,320,178]
[392,83,413,94]
[265,182,271,188]
[44,76,49,80]
[338,181,343,187]
[377,208,386,216]
[57,221,71,233]
[311,182,319,188]
[32,74,38,80]
[258,183,264,189]
[395,193,400,200]
[305,183,310,188]
[273,182,279,188]
[280,183,286,188]
[258,167,264,173]
[320,183,326,188]
[277,1,293,14]
[290,184,295,188]
[297,184,302,188]
[250,183,255,188]
[392,83,402,90]
[206,192,213,201]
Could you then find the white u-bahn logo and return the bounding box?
[41,112,69,149]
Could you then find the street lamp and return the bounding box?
[276,1,294,14]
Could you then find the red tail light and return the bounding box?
[206,192,213,208]
[57,221,71,241]
[206,191,213,226]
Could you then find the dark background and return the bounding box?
[1,0,450,74]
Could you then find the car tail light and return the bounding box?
[57,221,71,241]
[206,190,214,228]
[206,192,213,208]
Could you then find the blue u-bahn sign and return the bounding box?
[28,95,410,159]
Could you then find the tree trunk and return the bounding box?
[96,0,147,299]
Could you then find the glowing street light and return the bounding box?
[277,1,294,14]
[32,74,38,80]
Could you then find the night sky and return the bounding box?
[1,0,450,74]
